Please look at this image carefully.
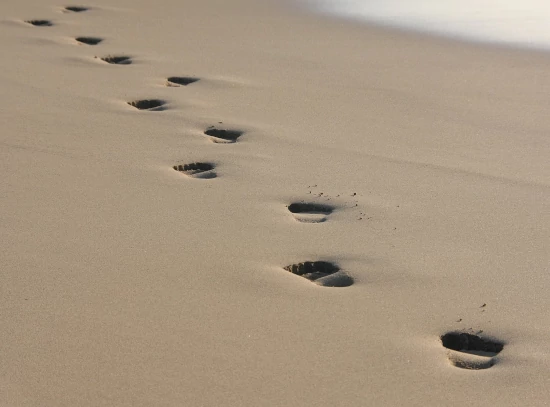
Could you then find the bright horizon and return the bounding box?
[305,0,550,49]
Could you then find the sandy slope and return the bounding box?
[1,1,549,406]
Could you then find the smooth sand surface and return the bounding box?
[1,1,549,406]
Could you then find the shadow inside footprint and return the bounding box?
[173,162,216,179]
[99,55,132,65]
[167,76,199,87]
[76,36,102,45]
[64,6,88,12]
[128,99,166,111]
[204,127,243,143]
[26,20,53,26]
[441,332,504,370]
[284,261,353,287]
[288,203,334,223]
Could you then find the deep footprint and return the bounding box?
[128,99,166,111]
[75,36,102,45]
[284,261,353,287]
[173,162,216,179]
[167,77,199,87]
[26,20,53,26]
[99,55,132,65]
[204,127,244,143]
[441,332,504,370]
[288,202,334,223]
[64,6,88,12]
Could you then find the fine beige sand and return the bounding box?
[1,1,550,406]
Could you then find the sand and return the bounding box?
[1,1,549,406]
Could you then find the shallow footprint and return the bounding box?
[166,76,199,87]
[26,20,53,26]
[75,36,102,45]
[441,332,504,370]
[204,127,244,143]
[64,6,89,12]
[288,202,334,223]
[98,55,132,65]
[284,261,353,287]
[173,162,216,179]
[128,99,166,111]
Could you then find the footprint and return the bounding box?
[288,202,334,223]
[204,127,244,143]
[128,99,166,111]
[166,77,199,87]
[284,261,353,287]
[75,36,102,45]
[173,162,216,179]
[64,6,88,12]
[441,332,504,370]
[98,55,132,65]
[26,20,53,26]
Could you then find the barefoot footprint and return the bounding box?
[128,99,166,111]
[173,162,216,179]
[287,202,334,223]
[99,55,132,65]
[204,127,244,143]
[64,6,89,12]
[284,261,353,287]
[441,332,504,370]
[26,20,53,26]
[75,36,102,45]
[166,77,199,87]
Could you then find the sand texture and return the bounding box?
[1,1,549,406]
